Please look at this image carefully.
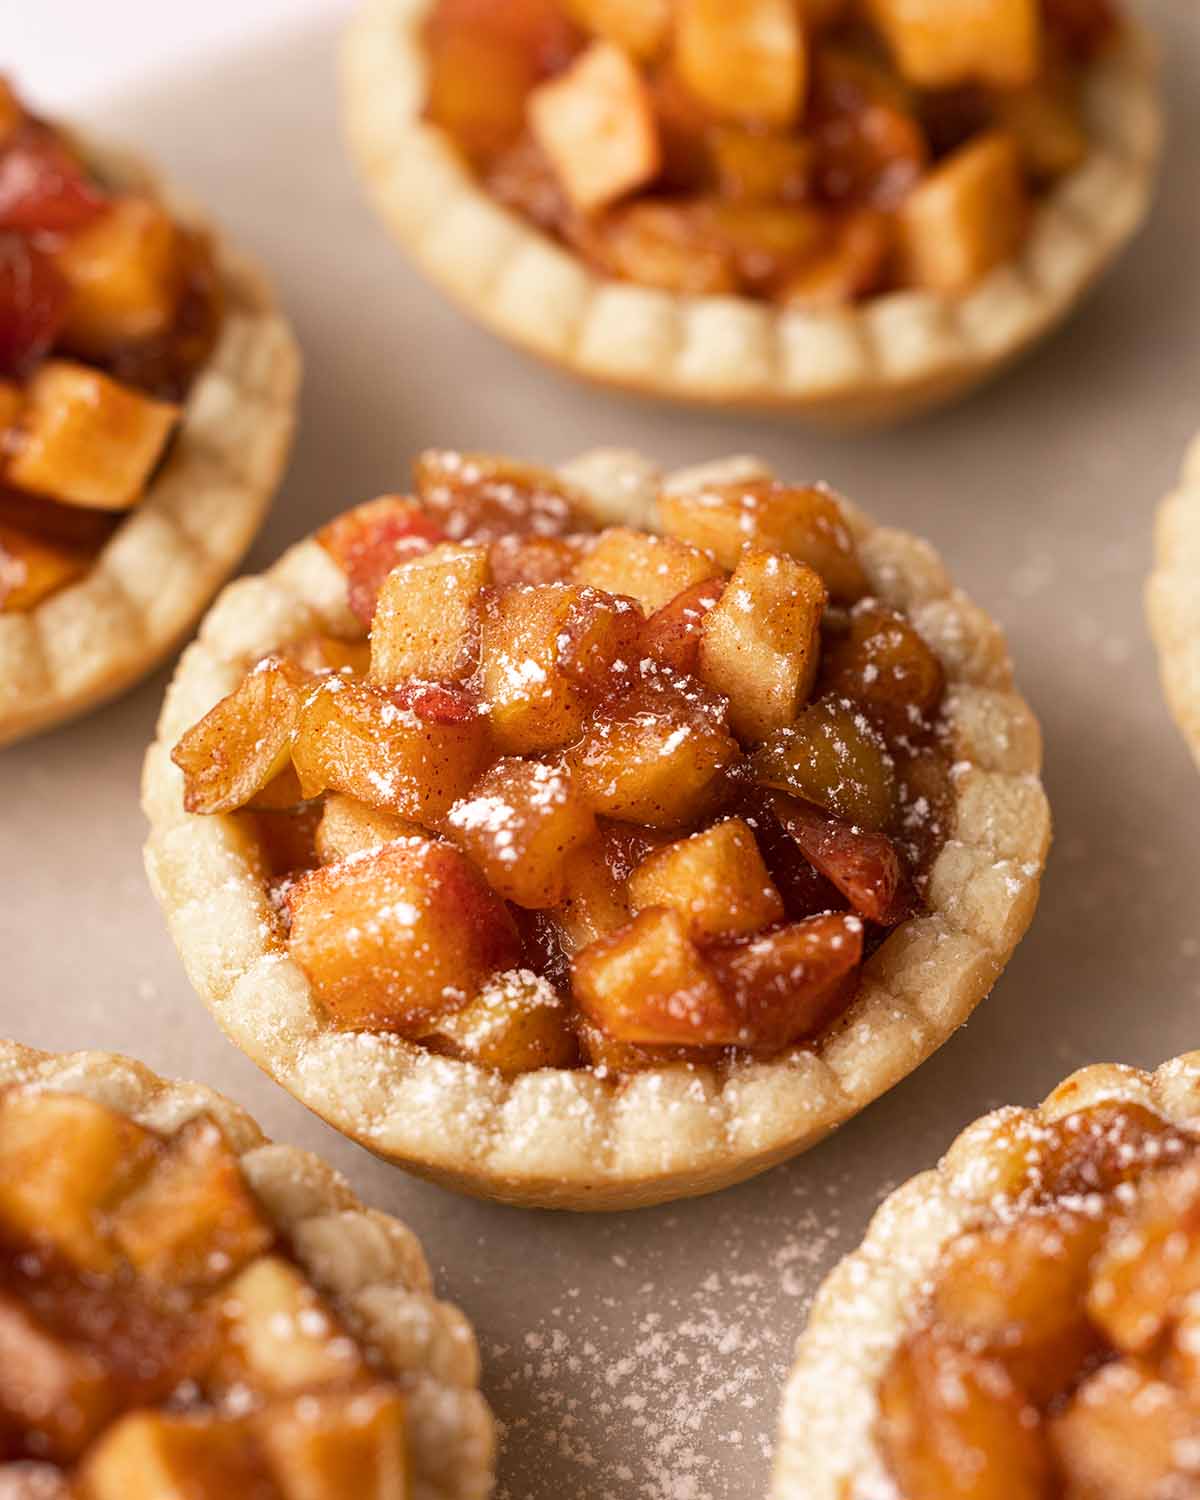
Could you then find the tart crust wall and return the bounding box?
[1148,436,1200,771]
[340,0,1161,426]
[0,1038,496,1500]
[142,449,1050,1210]
[0,140,301,749]
[770,1051,1200,1500]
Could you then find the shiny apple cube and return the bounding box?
[317,497,445,626]
[314,794,423,865]
[767,792,911,925]
[820,602,944,737]
[425,969,579,1074]
[446,757,596,908]
[53,196,183,357]
[578,200,738,296]
[77,1411,274,1500]
[752,697,896,831]
[257,1387,409,1500]
[0,1292,114,1461]
[171,656,312,816]
[553,826,647,953]
[995,81,1088,182]
[641,577,725,677]
[528,41,662,213]
[572,526,721,616]
[7,359,178,510]
[658,479,867,602]
[0,237,69,377]
[489,533,582,587]
[0,520,91,611]
[369,541,490,685]
[480,582,641,755]
[565,673,740,828]
[110,1116,274,1291]
[627,817,783,940]
[0,1089,154,1273]
[698,548,826,744]
[867,0,1040,88]
[293,677,490,825]
[286,836,520,1034]
[896,131,1028,296]
[415,449,581,544]
[674,0,806,125]
[560,0,671,56]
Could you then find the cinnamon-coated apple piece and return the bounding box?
[172,656,312,816]
[866,0,1040,88]
[1086,1159,1200,1356]
[480,582,641,755]
[742,793,847,920]
[627,817,784,940]
[642,576,726,677]
[0,520,91,611]
[658,479,867,603]
[711,128,812,205]
[6,359,178,510]
[575,200,739,296]
[0,235,68,376]
[1049,1360,1200,1500]
[368,541,490,685]
[752,697,896,831]
[489,533,582,587]
[317,497,445,627]
[808,49,928,211]
[256,1387,410,1500]
[0,1090,155,1273]
[704,911,863,1049]
[565,671,740,828]
[285,634,371,678]
[994,80,1088,182]
[77,1410,277,1500]
[414,449,583,543]
[207,1256,365,1400]
[821,602,944,738]
[930,1208,1106,1405]
[109,1116,274,1292]
[552,823,663,952]
[314,794,422,865]
[528,41,662,213]
[560,0,670,58]
[766,791,912,925]
[779,208,892,311]
[424,969,579,1074]
[574,1019,723,1075]
[446,757,596,908]
[1035,1101,1192,1200]
[895,131,1028,297]
[286,836,520,1034]
[698,548,827,744]
[52,197,183,357]
[674,0,806,127]
[0,1294,115,1462]
[0,128,107,235]
[293,677,490,825]
[572,526,721,617]
[878,1328,1052,1500]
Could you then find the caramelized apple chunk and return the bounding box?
[424,969,579,1074]
[76,1411,278,1500]
[642,576,726,677]
[752,697,896,831]
[368,541,490,685]
[446,757,595,908]
[0,1295,115,1461]
[766,791,912,925]
[314,794,422,864]
[286,836,520,1033]
[553,824,653,953]
[256,1387,409,1500]
[572,526,721,616]
[674,0,807,127]
[318,496,445,626]
[627,818,784,940]
[0,521,91,612]
[821,602,944,738]
[698,548,827,744]
[867,0,1040,88]
[415,449,582,543]
[560,0,671,58]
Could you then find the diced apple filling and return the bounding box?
[572,526,720,616]
[674,0,806,127]
[627,818,783,939]
[867,0,1041,89]
[369,542,491,685]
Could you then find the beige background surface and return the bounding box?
[3,7,1199,1495]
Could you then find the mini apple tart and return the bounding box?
[772,1051,1200,1500]
[0,1038,494,1499]
[342,0,1159,423]
[1148,437,1200,772]
[143,449,1049,1209]
[0,78,300,748]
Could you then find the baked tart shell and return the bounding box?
[340,0,1161,426]
[770,1049,1200,1500]
[1148,435,1200,771]
[141,448,1051,1211]
[0,1037,496,1500]
[0,139,301,750]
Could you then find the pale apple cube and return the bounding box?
[627,817,783,939]
[698,548,827,743]
[369,541,490,685]
[315,793,423,864]
[7,360,178,510]
[572,526,722,616]
[54,196,182,356]
[674,0,806,126]
[528,41,662,212]
[257,1388,410,1500]
[896,131,1028,295]
[78,1412,273,1499]
[867,0,1040,89]
[425,969,579,1074]
[560,0,672,58]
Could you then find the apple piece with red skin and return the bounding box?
[0,234,68,376]
[0,127,107,235]
[740,791,847,921]
[767,790,914,925]
[317,496,446,626]
[641,576,726,676]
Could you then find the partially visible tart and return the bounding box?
[142,448,1049,1210]
[772,1051,1200,1500]
[341,0,1159,423]
[0,78,300,748]
[0,1038,494,1500]
[1148,436,1200,771]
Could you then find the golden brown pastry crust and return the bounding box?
[0,139,301,750]
[769,1051,1200,1500]
[1148,436,1200,770]
[340,0,1161,426]
[141,448,1050,1210]
[0,1038,495,1500]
